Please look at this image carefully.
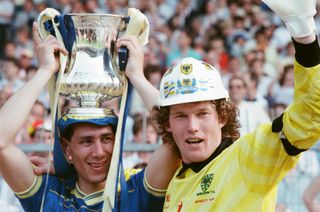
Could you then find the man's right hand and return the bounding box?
[116,35,160,111]
[117,35,144,81]
[32,22,68,74]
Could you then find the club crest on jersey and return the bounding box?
[180,63,192,75]
[197,173,215,196]
[201,173,213,192]
[177,78,197,94]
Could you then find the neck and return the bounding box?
[77,179,106,195]
[177,138,233,176]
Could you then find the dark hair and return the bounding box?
[151,99,240,154]
[228,75,247,89]
[5,57,20,68]
[132,116,156,136]
[144,64,163,80]
[26,65,38,73]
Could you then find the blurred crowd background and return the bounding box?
[1,0,320,211]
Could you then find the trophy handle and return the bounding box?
[117,16,130,71]
[37,9,75,57]
[37,8,61,40]
[118,47,128,71]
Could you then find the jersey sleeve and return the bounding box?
[15,175,45,212]
[236,38,320,195]
[283,63,320,149]
[125,168,165,212]
[283,38,320,149]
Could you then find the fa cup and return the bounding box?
[38,10,130,117]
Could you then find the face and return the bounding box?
[148,72,162,88]
[228,58,240,74]
[34,129,51,144]
[178,31,191,49]
[210,39,225,54]
[4,61,19,79]
[228,78,246,104]
[167,101,225,163]
[135,124,158,144]
[250,59,264,76]
[283,68,294,87]
[65,124,115,193]
[30,102,46,121]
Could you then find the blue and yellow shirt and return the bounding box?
[16,169,165,212]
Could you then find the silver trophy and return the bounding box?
[38,12,130,117]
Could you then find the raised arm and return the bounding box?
[117,35,159,111]
[0,22,67,192]
[235,0,320,195]
[145,143,180,190]
[261,0,320,148]
[117,36,181,190]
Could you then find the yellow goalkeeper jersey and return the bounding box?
[164,60,320,211]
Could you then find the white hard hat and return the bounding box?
[158,57,229,106]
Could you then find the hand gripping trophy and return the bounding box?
[37,8,149,211]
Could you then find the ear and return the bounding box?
[61,137,72,163]
[165,122,172,132]
[219,117,227,129]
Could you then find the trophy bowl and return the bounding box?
[38,8,149,117]
[60,14,128,107]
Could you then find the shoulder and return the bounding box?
[124,168,144,181]
[16,174,76,199]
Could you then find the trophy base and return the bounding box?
[64,107,116,119]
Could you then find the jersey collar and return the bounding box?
[176,138,233,177]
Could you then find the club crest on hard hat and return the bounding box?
[177,78,197,94]
[180,63,193,75]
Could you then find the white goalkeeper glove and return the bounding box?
[262,0,317,38]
